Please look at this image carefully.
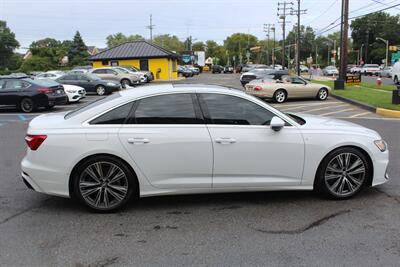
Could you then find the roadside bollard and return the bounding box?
[393,86,400,104]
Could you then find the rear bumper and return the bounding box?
[21,157,70,197]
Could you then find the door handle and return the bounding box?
[127,138,150,144]
[215,137,236,144]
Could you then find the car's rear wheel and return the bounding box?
[96,85,106,96]
[121,79,131,88]
[72,156,136,212]
[20,98,35,113]
[317,88,329,101]
[394,76,399,84]
[315,147,370,199]
[273,89,287,103]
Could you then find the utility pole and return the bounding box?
[272,26,276,68]
[146,14,156,42]
[277,1,292,69]
[376,37,389,67]
[290,0,307,75]
[264,24,274,65]
[334,0,349,90]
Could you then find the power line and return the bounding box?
[317,2,400,35]
[277,1,293,69]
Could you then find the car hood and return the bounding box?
[291,113,380,138]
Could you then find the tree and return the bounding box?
[192,41,205,51]
[20,56,54,72]
[286,25,316,65]
[224,33,258,64]
[106,33,145,48]
[68,31,89,66]
[0,20,20,70]
[153,34,184,52]
[204,40,226,65]
[351,12,400,64]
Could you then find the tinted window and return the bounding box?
[106,69,117,75]
[60,74,76,80]
[65,93,121,119]
[201,94,275,125]
[90,102,133,125]
[4,79,30,90]
[77,75,89,81]
[92,69,105,74]
[133,94,200,124]
[0,80,6,90]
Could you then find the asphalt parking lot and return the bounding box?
[1,73,399,266]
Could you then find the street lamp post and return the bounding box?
[376,37,389,67]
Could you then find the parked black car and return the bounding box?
[212,65,224,73]
[56,73,121,95]
[0,76,67,113]
[224,66,234,73]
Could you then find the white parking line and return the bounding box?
[319,108,355,116]
[299,104,350,113]
[348,111,373,118]
[271,101,342,108]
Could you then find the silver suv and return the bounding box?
[91,67,140,87]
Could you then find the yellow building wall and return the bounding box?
[91,58,178,81]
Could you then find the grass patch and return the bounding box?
[312,80,400,111]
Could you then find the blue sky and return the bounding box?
[1,0,399,51]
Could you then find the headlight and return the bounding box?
[374,140,387,152]
[107,82,116,86]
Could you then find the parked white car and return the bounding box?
[21,84,389,211]
[323,66,339,76]
[62,84,86,103]
[361,64,381,76]
[391,61,400,84]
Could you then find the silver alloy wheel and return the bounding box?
[275,91,286,103]
[121,79,130,88]
[324,152,366,197]
[318,89,328,100]
[79,161,129,210]
[96,86,106,95]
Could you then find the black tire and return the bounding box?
[273,89,287,103]
[314,147,371,200]
[120,79,131,88]
[96,85,106,96]
[20,98,35,113]
[317,88,329,101]
[394,76,399,85]
[72,155,137,212]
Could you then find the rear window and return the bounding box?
[64,93,122,119]
[32,79,60,87]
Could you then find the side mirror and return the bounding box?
[270,116,285,132]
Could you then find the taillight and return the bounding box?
[254,86,262,91]
[36,88,52,93]
[25,135,47,151]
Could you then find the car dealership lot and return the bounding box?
[1,73,400,266]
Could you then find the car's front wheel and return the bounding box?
[273,89,287,103]
[394,76,399,84]
[315,147,370,199]
[317,88,329,101]
[72,156,137,212]
[121,79,131,88]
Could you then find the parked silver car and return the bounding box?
[90,67,140,87]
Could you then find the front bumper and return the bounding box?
[48,95,68,105]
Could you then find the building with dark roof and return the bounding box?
[89,41,180,80]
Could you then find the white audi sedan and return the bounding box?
[21,84,389,211]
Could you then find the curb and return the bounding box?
[376,108,400,118]
[331,94,376,113]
